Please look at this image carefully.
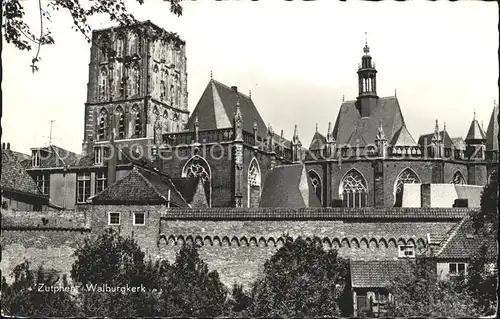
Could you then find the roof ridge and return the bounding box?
[435,217,468,256]
[135,168,169,202]
[87,168,137,201]
[211,79,252,100]
[136,166,191,207]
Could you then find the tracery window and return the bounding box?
[132,104,142,137]
[341,169,367,208]
[394,168,421,207]
[115,32,124,57]
[248,158,261,208]
[182,156,211,206]
[99,67,108,101]
[452,171,466,184]
[308,170,322,204]
[116,106,125,139]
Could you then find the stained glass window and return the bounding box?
[394,168,420,207]
[183,156,211,206]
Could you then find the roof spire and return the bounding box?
[443,122,447,132]
[473,109,476,120]
[434,119,439,133]
[394,88,397,97]
[363,31,370,54]
[376,119,386,140]
[249,89,252,98]
[210,70,213,80]
[315,123,318,132]
[342,94,345,102]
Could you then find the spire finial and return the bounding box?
[342,94,345,102]
[315,123,318,132]
[435,119,439,132]
[249,89,252,98]
[363,32,370,54]
[473,109,476,120]
[394,88,397,97]
[443,122,446,132]
[210,70,213,80]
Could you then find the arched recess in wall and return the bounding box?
[182,155,212,207]
[339,169,368,208]
[115,105,125,139]
[247,157,261,208]
[452,171,466,184]
[393,168,421,207]
[131,104,142,138]
[308,169,322,204]
[98,66,108,102]
[97,108,108,141]
[488,170,498,184]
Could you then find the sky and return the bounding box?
[1,0,498,154]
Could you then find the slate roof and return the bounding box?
[351,260,408,288]
[390,125,417,146]
[486,106,499,151]
[465,118,486,141]
[332,96,405,146]
[161,207,471,220]
[417,130,455,148]
[171,177,202,203]
[309,131,327,150]
[90,166,189,207]
[186,80,268,137]
[259,164,322,208]
[435,217,495,259]
[1,149,46,198]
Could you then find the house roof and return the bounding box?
[435,217,494,259]
[1,149,46,198]
[351,260,408,288]
[185,80,268,137]
[29,145,82,169]
[417,130,455,148]
[465,118,486,141]
[171,177,202,203]
[90,166,189,207]
[332,96,405,146]
[486,106,499,151]
[259,164,322,208]
[390,125,417,146]
[309,131,327,150]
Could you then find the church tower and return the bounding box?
[356,34,378,117]
[82,21,189,157]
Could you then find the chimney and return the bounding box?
[1,143,5,150]
[7,142,10,150]
[231,86,238,93]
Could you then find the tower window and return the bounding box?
[134,112,142,137]
[98,109,108,141]
[116,106,125,139]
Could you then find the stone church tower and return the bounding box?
[82,21,189,156]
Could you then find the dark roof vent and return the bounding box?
[231,86,238,93]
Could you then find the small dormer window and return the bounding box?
[398,245,415,258]
[32,150,41,167]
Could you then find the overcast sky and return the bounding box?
[2,0,498,154]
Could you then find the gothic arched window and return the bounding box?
[132,104,142,137]
[340,169,368,208]
[99,67,108,101]
[99,34,110,62]
[128,30,139,56]
[248,158,261,208]
[308,170,322,204]
[98,108,108,141]
[115,32,124,57]
[394,168,421,207]
[452,171,466,184]
[182,156,211,206]
[116,106,125,139]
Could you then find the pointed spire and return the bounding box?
[210,70,213,80]
[434,119,439,133]
[315,123,318,133]
[376,120,386,141]
[327,122,332,140]
[280,129,284,139]
[473,109,476,121]
[363,31,370,54]
[394,89,397,97]
[194,115,199,127]
[249,89,252,98]
[443,122,447,132]
[342,94,345,102]
[292,124,301,145]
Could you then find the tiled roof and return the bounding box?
[309,131,327,150]
[332,96,405,146]
[390,125,417,146]
[161,207,471,220]
[417,130,454,148]
[486,106,499,151]
[351,260,408,288]
[29,145,82,169]
[1,149,45,198]
[435,217,495,259]
[171,177,201,203]
[186,80,268,137]
[259,164,322,208]
[91,166,189,207]
[465,118,486,141]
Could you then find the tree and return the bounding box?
[466,169,498,315]
[386,257,479,318]
[159,244,228,317]
[224,283,253,317]
[1,261,78,317]
[248,236,351,318]
[2,0,183,72]
[71,228,168,317]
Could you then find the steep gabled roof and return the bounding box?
[417,130,454,148]
[332,96,405,146]
[260,164,322,208]
[1,149,46,198]
[390,125,417,146]
[486,106,499,151]
[465,118,486,141]
[309,131,327,150]
[171,177,202,204]
[185,80,268,137]
[351,260,408,288]
[435,217,493,259]
[90,166,189,207]
[346,129,367,147]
